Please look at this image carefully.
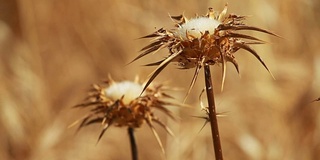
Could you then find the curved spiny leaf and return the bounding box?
[234,42,274,79]
[226,57,240,74]
[192,115,210,134]
[152,104,175,120]
[143,59,165,66]
[97,121,112,143]
[75,114,94,133]
[152,118,175,137]
[128,42,165,65]
[73,101,100,108]
[224,32,265,42]
[219,25,280,37]
[142,50,183,94]
[245,41,266,45]
[140,40,163,51]
[146,121,165,154]
[139,28,165,39]
[184,59,203,103]
[220,51,227,92]
[84,117,104,126]
[170,15,183,21]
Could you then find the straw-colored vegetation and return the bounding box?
[1,0,319,160]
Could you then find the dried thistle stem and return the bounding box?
[204,64,223,160]
[128,127,138,160]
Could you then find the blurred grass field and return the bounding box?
[1,0,320,159]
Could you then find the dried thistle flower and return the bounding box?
[70,76,175,153]
[132,4,278,95]
[130,4,278,160]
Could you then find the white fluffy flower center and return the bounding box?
[105,81,143,104]
[175,17,221,40]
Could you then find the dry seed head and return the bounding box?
[104,81,144,104]
[71,76,175,147]
[132,4,278,94]
[174,17,221,40]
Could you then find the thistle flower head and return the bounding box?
[132,4,278,95]
[71,76,175,151]
[104,80,143,104]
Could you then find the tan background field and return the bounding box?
[1,0,320,159]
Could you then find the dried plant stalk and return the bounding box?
[128,127,138,160]
[204,64,223,160]
[131,4,278,160]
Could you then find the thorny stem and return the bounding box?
[204,64,223,160]
[128,127,138,160]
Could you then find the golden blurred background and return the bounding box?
[1,0,320,159]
